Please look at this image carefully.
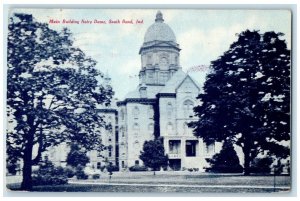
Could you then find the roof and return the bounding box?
[144,11,176,43]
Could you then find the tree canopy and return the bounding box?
[6,13,113,189]
[140,138,168,173]
[190,30,290,175]
[66,144,90,168]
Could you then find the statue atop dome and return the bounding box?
[155,10,164,23]
[138,11,181,86]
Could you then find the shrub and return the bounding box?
[75,165,88,180]
[7,162,18,175]
[250,157,274,174]
[32,161,68,186]
[92,174,100,179]
[206,141,243,173]
[129,165,148,172]
[66,144,90,168]
[64,166,75,178]
[188,168,193,172]
[106,164,119,172]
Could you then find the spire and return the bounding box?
[155,10,164,23]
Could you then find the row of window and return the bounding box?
[119,122,191,137]
[119,100,195,121]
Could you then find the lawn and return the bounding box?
[6,174,291,193]
[6,183,289,193]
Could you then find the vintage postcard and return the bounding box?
[5,8,291,193]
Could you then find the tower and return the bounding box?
[139,11,181,86]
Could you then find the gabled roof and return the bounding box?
[159,69,201,94]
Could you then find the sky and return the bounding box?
[8,9,291,100]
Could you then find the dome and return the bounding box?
[144,11,176,43]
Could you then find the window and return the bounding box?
[183,100,194,118]
[167,102,173,117]
[120,109,125,121]
[169,140,181,154]
[96,162,101,169]
[147,54,152,65]
[167,122,173,134]
[148,105,154,119]
[186,140,197,157]
[133,106,139,119]
[133,140,140,149]
[133,123,140,131]
[108,147,112,157]
[206,142,215,154]
[120,126,125,137]
[183,122,189,135]
[135,160,140,165]
[121,161,125,168]
[148,123,154,133]
[160,57,169,70]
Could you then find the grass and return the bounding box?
[6,183,289,193]
[6,174,291,193]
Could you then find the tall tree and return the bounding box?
[140,138,168,175]
[66,144,90,168]
[6,13,113,190]
[206,140,243,173]
[190,30,290,175]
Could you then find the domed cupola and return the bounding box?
[143,11,177,43]
[139,11,181,86]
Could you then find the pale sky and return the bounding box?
[8,9,291,100]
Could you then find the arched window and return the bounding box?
[133,140,140,149]
[147,54,152,65]
[175,56,178,64]
[120,126,125,137]
[167,102,173,117]
[133,123,140,131]
[133,106,140,119]
[120,109,125,121]
[148,105,154,119]
[167,122,173,134]
[183,100,194,117]
[183,122,189,135]
[148,123,154,132]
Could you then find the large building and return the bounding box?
[115,11,220,171]
[43,11,221,172]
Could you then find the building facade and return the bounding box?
[42,11,221,172]
[116,11,220,171]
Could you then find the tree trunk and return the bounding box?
[243,146,251,176]
[21,131,34,190]
[21,149,33,190]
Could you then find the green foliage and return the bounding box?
[6,13,113,189]
[6,158,19,175]
[106,164,119,172]
[129,165,148,172]
[190,30,290,174]
[92,174,100,179]
[206,141,243,173]
[75,165,88,180]
[250,157,274,174]
[64,166,76,178]
[32,161,68,186]
[66,144,90,168]
[140,138,168,171]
